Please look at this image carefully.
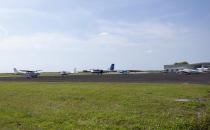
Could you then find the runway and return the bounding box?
[0,73,210,85]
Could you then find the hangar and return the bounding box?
[164,62,210,72]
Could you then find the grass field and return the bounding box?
[0,73,19,77]
[0,82,209,129]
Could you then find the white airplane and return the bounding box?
[13,68,41,78]
[197,67,210,72]
[177,67,209,75]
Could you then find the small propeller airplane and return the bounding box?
[60,71,71,76]
[176,67,210,75]
[118,70,130,74]
[13,68,41,78]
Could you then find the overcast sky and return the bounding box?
[0,0,210,72]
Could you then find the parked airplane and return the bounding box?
[177,67,209,75]
[118,70,129,74]
[118,69,143,74]
[91,64,115,74]
[13,68,41,78]
[60,71,71,76]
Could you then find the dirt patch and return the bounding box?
[175,99,190,102]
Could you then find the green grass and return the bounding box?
[0,82,209,129]
[0,73,19,77]
[39,72,61,76]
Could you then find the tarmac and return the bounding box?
[0,73,210,85]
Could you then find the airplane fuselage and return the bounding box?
[14,68,40,78]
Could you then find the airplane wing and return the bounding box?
[20,70,42,72]
[19,70,35,72]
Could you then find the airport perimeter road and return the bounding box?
[0,73,210,85]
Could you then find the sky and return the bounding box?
[0,0,210,72]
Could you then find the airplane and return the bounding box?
[176,67,209,75]
[13,68,41,78]
[91,64,115,75]
[118,69,144,74]
[60,71,71,76]
[197,67,210,72]
[118,70,130,74]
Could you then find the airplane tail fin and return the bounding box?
[13,68,19,74]
[110,64,115,71]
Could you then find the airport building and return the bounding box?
[164,62,210,72]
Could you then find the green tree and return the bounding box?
[174,61,189,65]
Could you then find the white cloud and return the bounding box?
[98,21,183,40]
[0,20,189,52]
[146,50,153,53]
[0,33,84,51]
[98,32,109,36]
[0,8,50,17]
[0,32,133,52]
[0,26,8,39]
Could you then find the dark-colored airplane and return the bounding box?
[60,71,71,76]
[91,64,115,75]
